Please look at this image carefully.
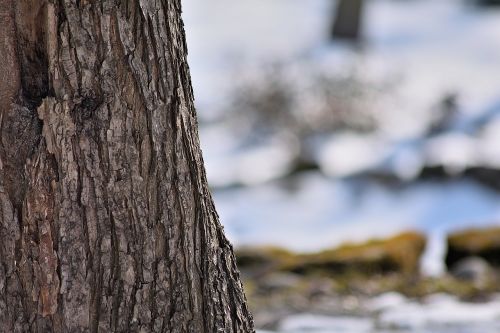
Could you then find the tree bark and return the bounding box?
[0,0,255,332]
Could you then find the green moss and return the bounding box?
[446,227,500,268]
[448,227,500,253]
[285,232,426,277]
[235,246,299,274]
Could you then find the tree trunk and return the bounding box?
[0,0,255,332]
[331,0,364,41]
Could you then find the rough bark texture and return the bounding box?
[0,0,255,332]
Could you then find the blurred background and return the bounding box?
[183,0,500,332]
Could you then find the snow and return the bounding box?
[478,115,500,167]
[183,0,500,128]
[257,292,500,333]
[378,139,424,180]
[184,0,500,184]
[182,0,330,117]
[379,293,500,329]
[258,293,500,333]
[317,133,388,177]
[215,174,500,275]
[278,314,373,333]
[202,132,294,187]
[367,292,408,311]
[363,0,500,137]
[424,132,478,173]
[183,0,500,331]
[184,0,500,282]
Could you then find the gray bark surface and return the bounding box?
[0,1,255,332]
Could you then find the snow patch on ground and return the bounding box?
[278,314,373,333]
[259,293,500,333]
[215,174,500,275]
[378,293,500,330]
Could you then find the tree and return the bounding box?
[0,0,254,332]
[331,0,364,41]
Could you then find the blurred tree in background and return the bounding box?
[332,0,364,41]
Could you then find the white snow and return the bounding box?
[215,173,500,275]
[379,293,500,329]
[317,133,388,177]
[367,292,408,312]
[182,0,500,187]
[259,293,500,332]
[183,0,500,331]
[182,0,330,117]
[424,132,478,173]
[278,314,373,333]
[202,133,295,187]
